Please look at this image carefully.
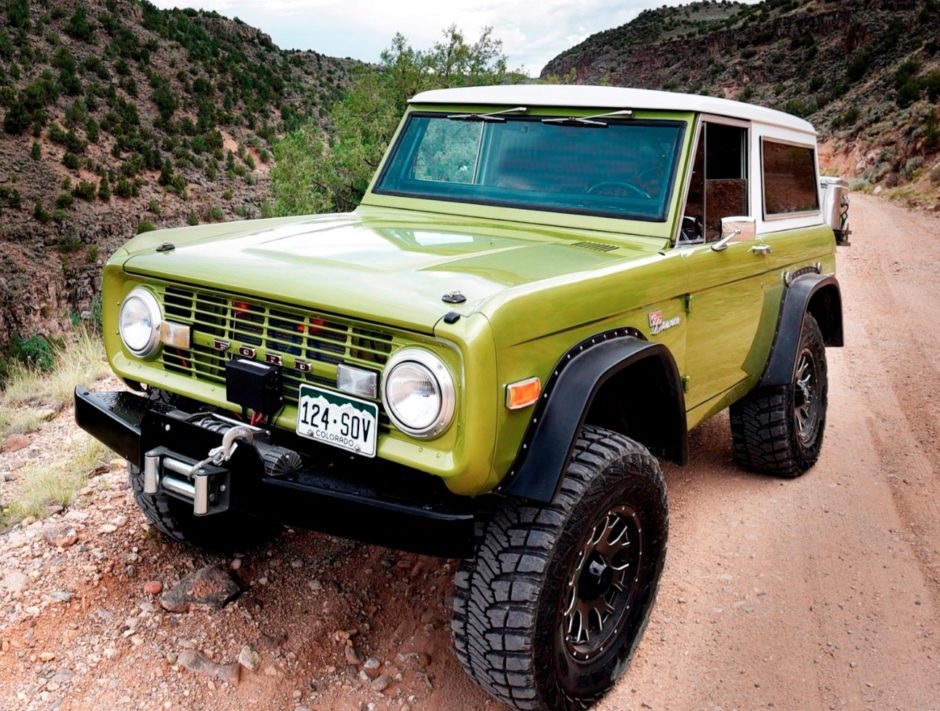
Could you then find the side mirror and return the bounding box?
[712,216,756,252]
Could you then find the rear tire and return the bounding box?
[452,425,668,710]
[128,462,280,553]
[730,313,828,477]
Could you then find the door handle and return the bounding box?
[750,244,772,255]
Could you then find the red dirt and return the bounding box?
[1,194,939,711]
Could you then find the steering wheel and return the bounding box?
[586,181,651,199]
[678,216,704,245]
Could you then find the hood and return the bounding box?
[121,207,663,333]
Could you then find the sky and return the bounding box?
[149,0,755,76]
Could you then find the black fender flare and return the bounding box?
[759,273,843,388]
[503,331,687,503]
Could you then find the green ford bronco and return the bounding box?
[76,85,847,709]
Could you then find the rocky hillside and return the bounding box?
[543,0,940,202]
[0,0,355,345]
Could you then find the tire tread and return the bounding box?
[453,426,667,710]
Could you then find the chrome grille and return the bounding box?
[158,285,394,428]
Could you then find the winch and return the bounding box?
[143,413,302,516]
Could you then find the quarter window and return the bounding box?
[762,140,819,216]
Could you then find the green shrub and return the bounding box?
[65,5,93,42]
[902,156,924,180]
[6,0,30,28]
[832,107,860,129]
[138,220,157,233]
[846,47,873,82]
[168,174,187,196]
[186,212,199,225]
[146,198,160,214]
[62,152,80,170]
[12,335,56,372]
[784,98,815,118]
[33,201,50,223]
[926,111,939,150]
[58,66,81,96]
[114,178,137,198]
[0,186,21,210]
[58,234,82,252]
[55,192,74,209]
[85,117,99,143]
[52,46,75,71]
[4,76,59,134]
[30,141,40,160]
[73,180,96,201]
[895,58,920,90]
[150,80,178,121]
[97,175,111,201]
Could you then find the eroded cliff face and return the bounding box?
[0,0,355,344]
[542,0,940,202]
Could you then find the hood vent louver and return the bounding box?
[571,241,619,253]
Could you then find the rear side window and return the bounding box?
[761,140,819,217]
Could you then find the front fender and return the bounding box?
[503,332,687,503]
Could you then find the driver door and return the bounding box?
[679,119,768,411]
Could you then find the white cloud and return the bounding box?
[149,1,753,75]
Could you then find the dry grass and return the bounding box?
[1,435,112,526]
[0,328,110,437]
[0,328,113,529]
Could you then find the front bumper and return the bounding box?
[74,387,478,557]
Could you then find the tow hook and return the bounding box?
[192,425,254,472]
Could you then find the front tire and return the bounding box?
[128,462,280,553]
[452,426,668,710]
[730,313,828,477]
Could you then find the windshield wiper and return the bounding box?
[541,109,634,127]
[447,106,528,122]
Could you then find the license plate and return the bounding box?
[296,384,378,458]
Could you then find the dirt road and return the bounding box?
[1,194,938,711]
[600,194,940,710]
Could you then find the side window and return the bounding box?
[761,140,819,216]
[680,122,748,244]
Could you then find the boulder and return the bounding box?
[160,564,240,612]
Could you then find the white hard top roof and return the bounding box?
[410,84,815,134]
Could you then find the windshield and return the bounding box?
[374,113,685,222]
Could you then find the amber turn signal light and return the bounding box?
[506,377,541,410]
[159,321,191,349]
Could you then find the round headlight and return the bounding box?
[119,287,162,357]
[382,349,455,439]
